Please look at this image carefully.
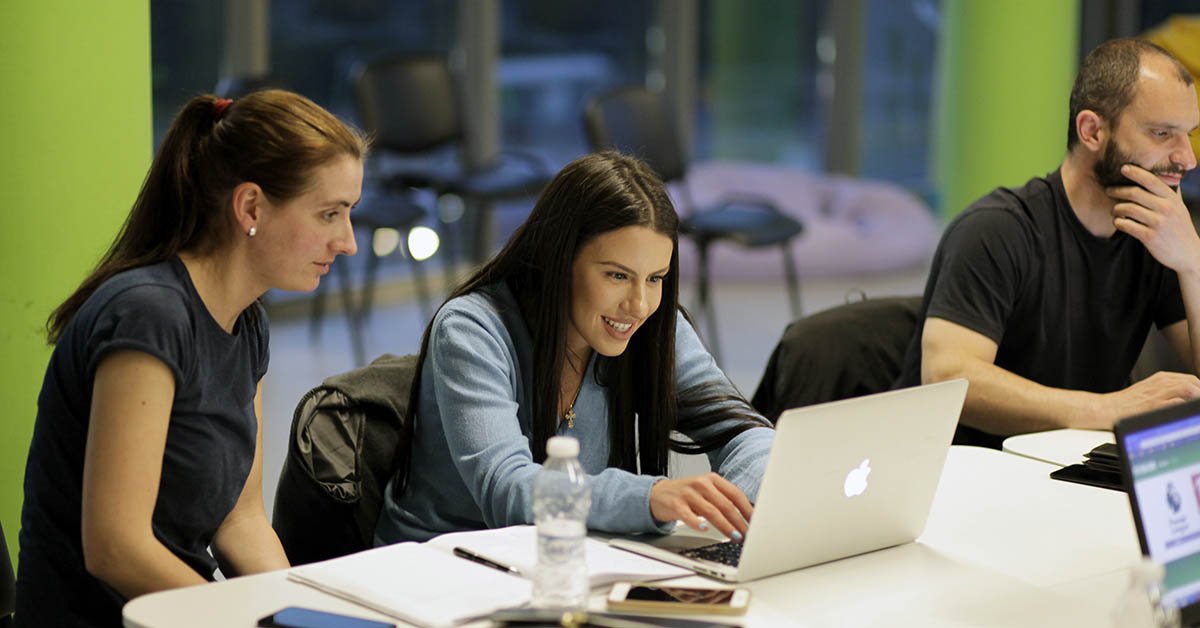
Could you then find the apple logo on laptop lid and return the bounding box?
[844,458,871,497]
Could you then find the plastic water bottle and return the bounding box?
[1110,558,1180,628]
[531,436,592,609]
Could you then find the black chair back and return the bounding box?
[583,87,688,184]
[354,55,462,154]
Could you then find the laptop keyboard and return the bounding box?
[680,541,743,567]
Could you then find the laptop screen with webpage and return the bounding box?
[1120,406,1200,612]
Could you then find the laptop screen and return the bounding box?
[1124,410,1200,610]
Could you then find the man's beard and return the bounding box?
[1093,137,1185,192]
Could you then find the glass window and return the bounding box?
[270,0,455,122]
[499,0,653,167]
[697,1,824,168]
[151,1,454,144]
[695,0,939,197]
[150,1,225,146]
[857,0,939,194]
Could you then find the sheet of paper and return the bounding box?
[288,542,531,628]
[425,525,692,586]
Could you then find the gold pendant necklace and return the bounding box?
[561,354,586,429]
[562,382,582,429]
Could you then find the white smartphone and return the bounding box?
[606,582,750,615]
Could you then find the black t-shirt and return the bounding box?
[15,257,268,627]
[896,170,1185,401]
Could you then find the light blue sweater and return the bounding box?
[375,283,774,543]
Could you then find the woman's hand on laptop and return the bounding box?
[650,473,753,541]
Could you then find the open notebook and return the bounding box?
[288,525,690,628]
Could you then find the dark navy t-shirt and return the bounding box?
[896,169,1185,398]
[15,257,268,627]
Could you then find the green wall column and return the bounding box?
[0,3,152,567]
[935,0,1079,218]
[707,1,804,161]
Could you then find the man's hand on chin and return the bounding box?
[1108,163,1200,274]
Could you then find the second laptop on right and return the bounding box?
[1117,397,1200,626]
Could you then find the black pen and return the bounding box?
[452,546,524,577]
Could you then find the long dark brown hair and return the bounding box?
[401,151,768,489]
[47,89,369,343]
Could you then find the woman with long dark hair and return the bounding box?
[15,90,367,627]
[376,152,774,545]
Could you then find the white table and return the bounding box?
[124,447,1140,628]
[1002,428,1114,467]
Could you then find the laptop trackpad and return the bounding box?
[641,527,729,551]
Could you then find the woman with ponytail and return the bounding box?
[15,90,367,627]
[375,152,774,546]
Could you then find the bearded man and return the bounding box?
[896,38,1200,445]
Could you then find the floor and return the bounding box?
[258,256,932,518]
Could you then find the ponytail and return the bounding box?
[47,90,368,343]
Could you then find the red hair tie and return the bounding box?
[212,98,233,120]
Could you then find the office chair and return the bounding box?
[1,521,13,628]
[352,54,552,269]
[584,87,806,363]
[274,354,417,566]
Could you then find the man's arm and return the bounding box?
[1111,164,1200,374]
[1145,257,1200,377]
[1161,320,1197,374]
[922,317,1200,434]
[1175,264,1200,373]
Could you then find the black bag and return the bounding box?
[272,353,417,565]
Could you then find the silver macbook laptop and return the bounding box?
[610,378,968,582]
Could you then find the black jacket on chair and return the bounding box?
[751,297,922,423]
[273,354,417,565]
[751,296,1011,449]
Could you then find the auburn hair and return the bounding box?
[48,90,368,342]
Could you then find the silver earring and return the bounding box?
[248,226,257,237]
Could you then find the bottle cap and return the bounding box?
[1132,557,1166,583]
[546,435,579,458]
